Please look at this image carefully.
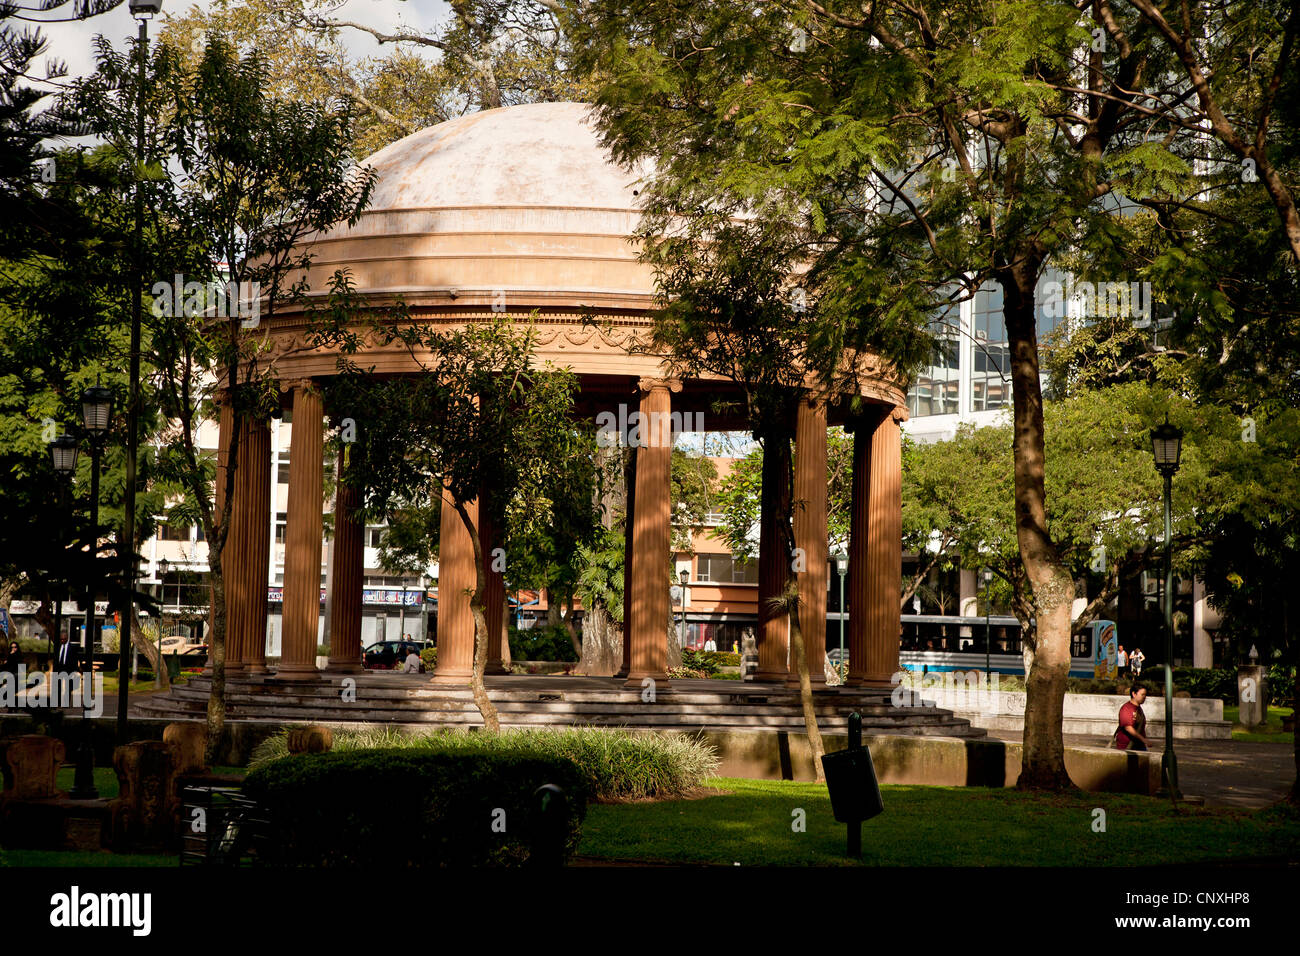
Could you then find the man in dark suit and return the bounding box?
[51,631,81,708]
[54,631,80,674]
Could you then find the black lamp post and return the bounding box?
[982,567,994,677]
[118,0,164,743]
[156,557,169,689]
[678,569,689,649]
[834,553,848,676]
[49,435,78,708]
[1150,414,1183,800]
[68,386,111,799]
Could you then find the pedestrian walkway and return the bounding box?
[988,729,1295,808]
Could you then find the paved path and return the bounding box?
[988,729,1295,808]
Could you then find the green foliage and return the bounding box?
[242,748,588,866]
[419,646,437,670]
[679,648,720,676]
[247,726,720,801]
[508,625,578,663]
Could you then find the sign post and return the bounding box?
[820,712,884,858]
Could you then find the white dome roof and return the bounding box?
[360,101,646,212]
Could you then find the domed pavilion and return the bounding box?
[204,102,910,700]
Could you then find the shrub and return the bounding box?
[243,749,587,866]
[1265,664,1294,706]
[706,651,741,667]
[420,647,437,670]
[668,666,709,679]
[507,625,579,662]
[680,648,719,676]
[248,726,720,801]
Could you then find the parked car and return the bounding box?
[160,636,207,656]
[363,640,429,671]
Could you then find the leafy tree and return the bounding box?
[326,316,581,731]
[60,35,374,754]
[566,0,1275,790]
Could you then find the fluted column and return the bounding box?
[615,438,637,679]
[754,430,791,683]
[846,405,903,687]
[789,396,828,687]
[327,447,364,674]
[845,412,873,685]
[243,415,272,674]
[278,381,324,680]
[481,489,508,675]
[623,379,674,691]
[224,409,249,676]
[205,395,233,676]
[432,490,477,683]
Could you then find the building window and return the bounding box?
[907,299,961,417]
[274,512,287,544]
[367,527,385,549]
[158,523,190,542]
[277,460,291,484]
[969,282,1010,412]
[695,553,759,585]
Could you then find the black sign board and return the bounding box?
[821,746,884,823]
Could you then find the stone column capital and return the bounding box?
[636,376,682,394]
[891,405,910,423]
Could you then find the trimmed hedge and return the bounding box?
[248,726,720,801]
[243,749,588,867]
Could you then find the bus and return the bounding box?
[898,614,1108,678]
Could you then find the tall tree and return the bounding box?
[62,35,373,755]
[567,0,1249,789]
[323,313,581,731]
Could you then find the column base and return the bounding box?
[843,676,895,689]
[751,668,790,683]
[324,658,364,674]
[273,663,321,681]
[785,675,828,689]
[225,663,248,677]
[245,663,270,676]
[622,672,671,693]
[428,668,474,685]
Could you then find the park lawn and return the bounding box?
[1223,705,1294,743]
[51,765,246,800]
[577,777,1300,866]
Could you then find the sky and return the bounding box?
[25,0,449,88]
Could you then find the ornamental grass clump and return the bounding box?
[248,726,719,800]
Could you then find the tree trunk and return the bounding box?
[578,604,622,676]
[135,624,171,691]
[666,575,683,670]
[1001,261,1076,791]
[563,592,581,657]
[766,419,825,780]
[455,499,500,733]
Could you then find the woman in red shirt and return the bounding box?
[1116,685,1150,750]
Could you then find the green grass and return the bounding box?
[0,850,175,867]
[52,765,246,799]
[1224,705,1294,742]
[11,771,1297,868]
[577,777,1300,866]
[249,727,719,800]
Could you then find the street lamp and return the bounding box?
[833,553,848,676]
[156,557,169,690]
[48,435,77,695]
[1149,414,1183,801]
[118,0,163,743]
[69,385,111,799]
[678,569,689,649]
[981,567,994,677]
